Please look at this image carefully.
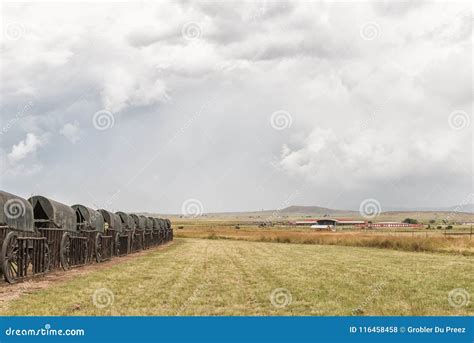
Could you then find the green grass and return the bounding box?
[1,238,472,316]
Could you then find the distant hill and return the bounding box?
[163,203,473,222]
[279,205,356,215]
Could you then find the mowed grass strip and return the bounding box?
[1,238,472,316]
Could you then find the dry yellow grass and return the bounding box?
[175,225,474,255]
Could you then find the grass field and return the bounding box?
[1,238,472,316]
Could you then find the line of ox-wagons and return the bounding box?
[0,190,173,284]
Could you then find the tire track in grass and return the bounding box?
[174,241,211,315]
[220,240,263,314]
[158,239,210,314]
[227,241,297,314]
[111,240,197,315]
[196,239,241,315]
[243,242,343,314]
[174,239,255,315]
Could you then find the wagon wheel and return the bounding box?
[1,232,19,284]
[133,231,140,251]
[43,242,51,273]
[60,232,71,271]
[114,232,120,256]
[95,233,103,263]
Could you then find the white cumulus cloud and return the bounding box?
[8,133,44,163]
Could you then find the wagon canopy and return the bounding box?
[116,211,134,230]
[99,209,122,232]
[130,214,146,230]
[158,218,166,231]
[152,218,160,231]
[0,190,34,232]
[28,195,76,232]
[145,217,154,231]
[72,204,105,232]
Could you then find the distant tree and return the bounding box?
[429,219,436,224]
[446,225,453,230]
[403,218,418,224]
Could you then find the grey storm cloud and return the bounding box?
[0,1,472,214]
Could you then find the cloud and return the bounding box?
[279,126,468,189]
[0,1,471,211]
[59,121,81,143]
[7,133,44,163]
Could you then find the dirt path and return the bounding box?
[0,242,174,311]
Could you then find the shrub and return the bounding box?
[207,233,219,240]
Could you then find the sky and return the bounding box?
[0,0,472,215]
